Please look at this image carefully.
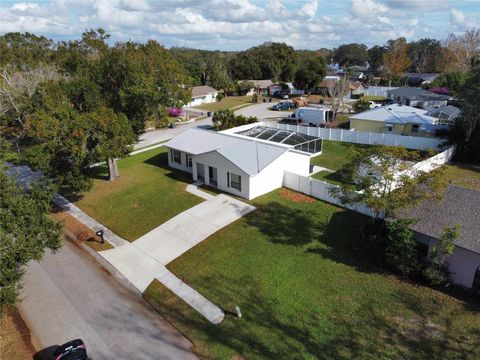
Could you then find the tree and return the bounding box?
[330,145,443,226]
[425,71,469,96]
[0,164,62,310]
[440,29,480,72]
[212,109,257,130]
[327,74,351,120]
[448,64,480,163]
[236,80,255,96]
[385,219,419,276]
[333,43,369,67]
[407,38,442,73]
[367,45,386,74]
[381,38,411,86]
[0,32,54,67]
[294,56,327,94]
[353,99,370,113]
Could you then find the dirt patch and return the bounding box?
[279,189,316,203]
[50,206,113,251]
[1,307,36,359]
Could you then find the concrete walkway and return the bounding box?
[100,194,256,324]
[185,181,215,200]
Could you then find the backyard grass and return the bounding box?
[194,96,260,112]
[311,170,356,190]
[72,147,203,241]
[361,95,387,102]
[144,189,480,360]
[311,140,368,171]
[441,162,480,191]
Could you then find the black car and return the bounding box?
[54,339,88,360]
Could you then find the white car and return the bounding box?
[369,101,382,109]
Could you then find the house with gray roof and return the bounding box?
[349,104,444,137]
[386,87,452,109]
[400,185,480,290]
[165,126,321,199]
[185,86,219,107]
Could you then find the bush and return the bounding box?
[385,220,420,276]
[168,107,184,117]
[252,93,258,103]
[212,109,258,130]
[353,99,371,113]
[422,261,450,287]
[216,93,224,101]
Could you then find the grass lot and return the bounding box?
[0,308,35,360]
[144,189,480,359]
[73,147,203,241]
[194,96,263,112]
[361,95,387,102]
[311,140,368,171]
[311,170,357,191]
[441,162,480,191]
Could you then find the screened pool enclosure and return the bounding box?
[236,126,322,154]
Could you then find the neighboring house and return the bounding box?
[185,86,219,107]
[403,73,440,86]
[350,82,365,97]
[269,84,283,95]
[424,105,461,126]
[242,80,274,96]
[386,87,451,109]
[165,126,321,200]
[283,82,304,95]
[400,186,480,290]
[349,104,444,137]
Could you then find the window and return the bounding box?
[412,124,419,133]
[229,172,241,191]
[186,154,192,168]
[386,124,393,132]
[172,150,181,164]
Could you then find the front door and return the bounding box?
[197,163,205,181]
[208,166,217,187]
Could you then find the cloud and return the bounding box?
[298,0,318,19]
[450,8,478,29]
[350,0,387,19]
[384,0,448,10]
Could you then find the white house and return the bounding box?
[242,80,274,96]
[400,186,480,291]
[185,86,219,107]
[165,126,322,200]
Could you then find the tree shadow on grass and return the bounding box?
[142,151,194,185]
[245,201,325,246]
[145,272,480,360]
[86,164,109,181]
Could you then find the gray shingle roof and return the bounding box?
[165,128,289,175]
[386,87,451,100]
[400,186,480,254]
[191,86,218,98]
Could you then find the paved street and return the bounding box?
[234,101,285,119]
[134,117,213,150]
[18,241,197,360]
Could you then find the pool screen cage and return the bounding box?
[236,126,323,154]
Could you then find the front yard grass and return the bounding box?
[144,189,480,360]
[72,147,203,241]
[311,140,369,171]
[194,96,261,112]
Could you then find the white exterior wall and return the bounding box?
[249,151,310,200]
[426,239,480,289]
[185,92,218,107]
[192,151,250,199]
[167,148,193,174]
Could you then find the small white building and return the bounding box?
[185,86,219,107]
[165,126,322,200]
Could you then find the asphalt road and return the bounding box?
[18,240,197,360]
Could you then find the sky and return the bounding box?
[0,0,479,50]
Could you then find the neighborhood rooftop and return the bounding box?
[387,87,451,100]
[191,85,218,98]
[400,185,480,254]
[350,104,438,125]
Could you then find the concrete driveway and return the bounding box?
[18,241,197,360]
[234,101,287,120]
[100,194,255,292]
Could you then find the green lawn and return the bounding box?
[441,162,480,191]
[311,140,368,171]
[194,96,264,112]
[73,147,203,241]
[312,170,357,190]
[144,189,480,360]
[361,95,387,101]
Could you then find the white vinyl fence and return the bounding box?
[361,86,398,97]
[260,121,444,151]
[283,146,455,217]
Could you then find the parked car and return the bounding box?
[369,101,382,109]
[53,339,88,360]
[274,92,289,99]
[272,102,294,111]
